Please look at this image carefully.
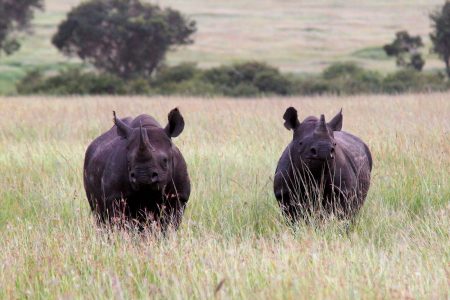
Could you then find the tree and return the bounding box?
[430,1,450,77]
[383,31,425,71]
[52,0,196,79]
[0,0,43,55]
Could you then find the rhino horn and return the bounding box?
[139,123,154,152]
[315,114,328,134]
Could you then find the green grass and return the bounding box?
[352,47,388,60]
[0,94,448,299]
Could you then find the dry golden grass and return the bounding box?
[0,94,449,299]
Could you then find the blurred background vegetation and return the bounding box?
[2,0,450,96]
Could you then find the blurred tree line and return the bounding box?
[0,0,43,55]
[4,0,450,96]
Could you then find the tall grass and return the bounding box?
[0,94,448,299]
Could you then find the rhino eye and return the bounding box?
[299,141,303,146]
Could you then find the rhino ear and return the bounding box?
[328,108,343,131]
[113,111,132,138]
[283,107,300,130]
[164,108,185,138]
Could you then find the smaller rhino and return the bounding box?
[83,108,190,231]
[274,107,372,221]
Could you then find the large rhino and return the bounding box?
[273,107,372,221]
[83,108,190,230]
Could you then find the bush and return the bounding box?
[291,62,384,95]
[153,79,217,96]
[323,62,383,95]
[202,65,239,88]
[294,77,336,95]
[382,70,422,93]
[330,70,383,95]
[15,61,450,96]
[382,69,448,94]
[17,68,127,95]
[322,62,366,80]
[202,61,293,96]
[125,78,153,95]
[153,63,202,85]
[254,70,292,95]
[16,69,45,94]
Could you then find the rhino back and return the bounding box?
[130,114,162,129]
[335,131,372,173]
[169,146,191,199]
[334,131,372,207]
[83,123,129,207]
[273,143,296,199]
[84,117,131,169]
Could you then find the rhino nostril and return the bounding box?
[151,172,159,181]
[130,172,135,178]
[329,147,335,159]
[310,147,317,156]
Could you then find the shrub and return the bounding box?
[17,68,127,95]
[153,63,201,85]
[202,65,238,88]
[382,70,423,93]
[293,77,336,95]
[322,62,366,80]
[16,69,45,94]
[319,62,383,95]
[125,78,153,95]
[153,79,217,96]
[254,70,292,95]
[331,71,383,95]
[202,61,292,96]
[15,61,449,96]
[382,69,448,94]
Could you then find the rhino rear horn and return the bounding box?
[165,108,185,138]
[113,111,132,138]
[314,114,328,134]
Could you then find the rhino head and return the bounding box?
[282,107,343,172]
[113,108,185,192]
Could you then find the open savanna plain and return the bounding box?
[0,94,449,299]
[0,0,445,94]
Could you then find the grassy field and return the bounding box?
[0,94,448,299]
[0,0,446,94]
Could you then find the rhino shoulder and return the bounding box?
[335,131,372,173]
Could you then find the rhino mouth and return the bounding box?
[303,157,335,171]
[130,178,165,192]
[305,156,328,163]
